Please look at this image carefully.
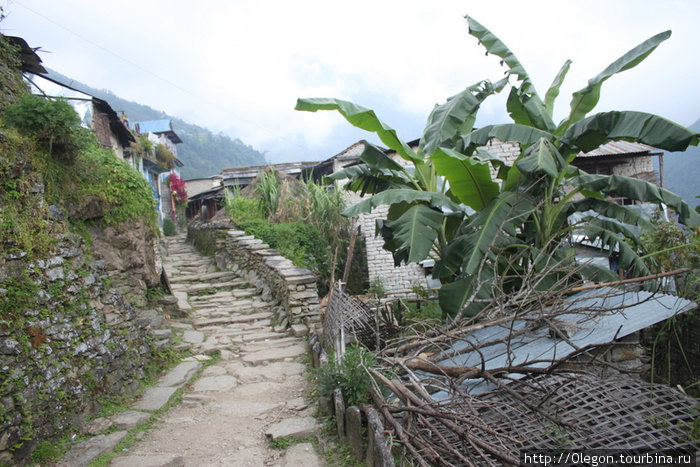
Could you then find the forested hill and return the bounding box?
[46,70,266,179]
[662,118,700,209]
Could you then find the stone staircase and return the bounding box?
[58,233,323,466]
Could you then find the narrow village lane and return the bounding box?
[107,233,324,466]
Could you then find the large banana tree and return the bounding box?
[296,16,700,319]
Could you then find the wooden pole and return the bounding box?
[342,223,359,285]
[570,268,689,292]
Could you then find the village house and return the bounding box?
[18,56,184,228]
[128,118,184,225]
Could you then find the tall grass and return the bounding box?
[256,167,280,218]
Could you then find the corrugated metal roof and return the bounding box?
[429,287,695,400]
[221,161,319,186]
[578,141,661,157]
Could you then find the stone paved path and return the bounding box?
[63,233,324,466]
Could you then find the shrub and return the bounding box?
[3,94,91,160]
[224,187,260,220]
[162,218,177,236]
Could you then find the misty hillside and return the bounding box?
[662,118,700,209]
[47,70,266,179]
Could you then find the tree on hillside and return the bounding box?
[296,16,700,319]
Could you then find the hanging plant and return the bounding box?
[155,143,175,169]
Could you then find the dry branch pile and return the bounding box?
[357,277,698,466]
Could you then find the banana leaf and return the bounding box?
[430,147,499,210]
[558,30,671,133]
[561,110,699,153]
[295,97,420,162]
[342,189,462,217]
[420,78,508,156]
[381,204,444,264]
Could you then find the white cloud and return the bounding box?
[3,0,699,164]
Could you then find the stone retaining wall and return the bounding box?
[0,231,165,464]
[187,219,321,328]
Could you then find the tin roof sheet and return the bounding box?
[429,287,695,400]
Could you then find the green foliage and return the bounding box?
[297,16,700,319]
[0,270,38,319]
[224,173,355,294]
[0,129,59,260]
[224,186,261,220]
[162,218,177,236]
[30,440,63,464]
[640,215,700,395]
[367,276,386,298]
[269,436,293,450]
[154,143,175,169]
[235,217,329,281]
[315,345,375,407]
[395,284,443,329]
[0,34,28,110]
[3,94,92,161]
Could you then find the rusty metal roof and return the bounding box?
[578,141,661,157]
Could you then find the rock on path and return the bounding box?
[83,233,323,466]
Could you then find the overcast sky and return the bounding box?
[2,0,699,164]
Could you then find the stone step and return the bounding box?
[172,291,192,311]
[110,454,185,467]
[168,271,239,283]
[156,361,203,388]
[189,301,254,314]
[188,291,235,302]
[193,311,273,328]
[175,280,250,294]
[241,336,300,351]
[165,256,209,264]
[241,343,308,365]
[163,259,216,273]
[208,330,286,344]
[57,431,129,467]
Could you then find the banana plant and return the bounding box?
[296,16,700,319]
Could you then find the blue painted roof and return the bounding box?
[427,287,696,400]
[131,119,183,144]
